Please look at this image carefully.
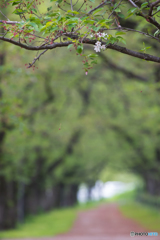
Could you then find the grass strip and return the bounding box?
[0,201,99,238]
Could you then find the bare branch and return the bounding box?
[87,0,108,15]
[106,43,160,63]
[70,0,73,11]
[73,0,79,7]
[77,1,85,12]
[109,0,122,27]
[1,35,160,64]
[0,20,22,24]
[128,0,160,29]
[152,9,160,16]
[58,5,67,12]
[27,49,48,68]
[149,0,160,16]
[102,27,160,42]
[128,0,139,8]
[0,11,10,21]
[108,0,123,19]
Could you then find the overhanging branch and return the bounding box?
[1,35,160,64]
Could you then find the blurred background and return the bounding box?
[0,0,160,238]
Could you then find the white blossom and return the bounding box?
[94,41,106,52]
[97,32,108,39]
[94,45,101,52]
[97,32,102,37]
[101,45,106,50]
[95,41,101,47]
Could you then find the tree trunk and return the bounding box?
[0,179,17,229]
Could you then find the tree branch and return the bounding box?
[70,0,73,11]
[128,0,160,29]
[0,11,10,21]
[28,49,48,68]
[87,0,108,15]
[0,20,22,24]
[149,0,160,16]
[1,35,160,64]
[102,27,160,42]
[0,36,73,50]
[106,43,160,63]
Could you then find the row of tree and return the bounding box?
[0,0,160,230]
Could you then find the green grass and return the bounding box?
[119,200,160,232]
[108,189,160,232]
[0,201,100,239]
[1,190,160,238]
[108,189,137,202]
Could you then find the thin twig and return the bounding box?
[108,0,123,19]
[148,0,160,16]
[58,5,67,12]
[71,0,73,11]
[128,0,160,29]
[152,9,160,16]
[77,1,85,12]
[128,0,139,8]
[0,10,10,20]
[28,49,48,68]
[101,27,160,42]
[87,0,108,15]
[1,34,160,64]
[73,0,79,7]
[0,20,22,24]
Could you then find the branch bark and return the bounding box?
[1,35,160,64]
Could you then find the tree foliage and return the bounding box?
[1,0,160,232]
[1,0,160,73]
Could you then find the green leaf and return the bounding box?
[77,45,83,54]
[115,31,126,36]
[118,13,125,18]
[12,1,20,5]
[116,36,126,44]
[157,6,160,11]
[13,9,27,15]
[47,7,52,11]
[154,29,160,36]
[114,8,121,13]
[91,60,98,64]
[67,44,73,49]
[125,12,134,19]
[92,8,104,15]
[56,0,63,3]
[67,10,79,15]
[141,2,148,8]
[29,22,39,32]
[127,7,137,14]
[88,54,98,58]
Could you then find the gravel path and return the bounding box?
[4,203,158,240]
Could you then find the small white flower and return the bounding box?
[95,41,101,47]
[90,34,94,38]
[101,45,106,50]
[102,33,108,38]
[94,45,101,52]
[97,32,102,37]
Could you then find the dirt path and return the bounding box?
[52,203,157,240]
[5,203,158,240]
